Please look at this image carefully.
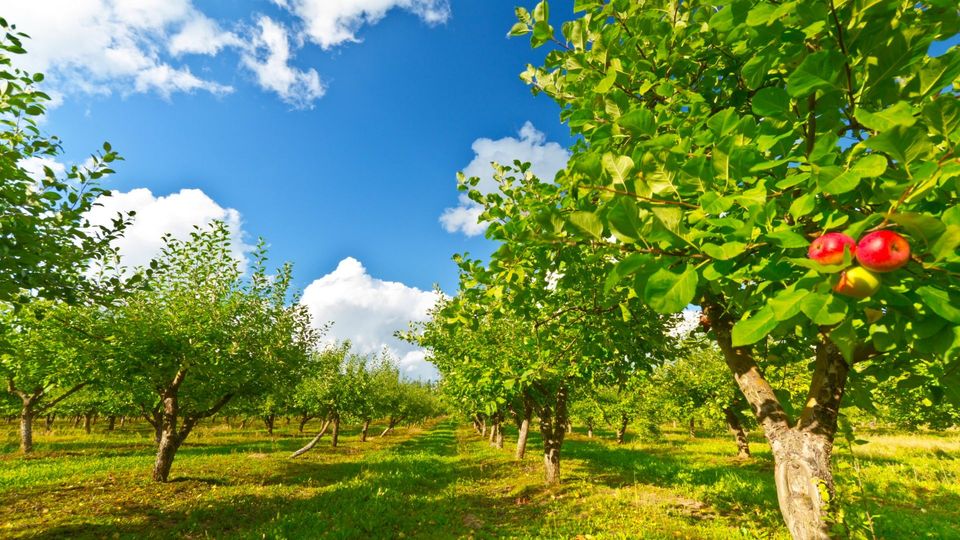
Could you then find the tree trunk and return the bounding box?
[495,422,504,449]
[480,417,487,438]
[539,386,568,485]
[264,414,275,436]
[107,416,117,431]
[488,417,497,444]
[298,413,312,434]
[44,413,54,433]
[360,419,370,442]
[688,416,696,438]
[473,414,483,435]
[120,416,126,428]
[19,401,34,454]
[153,394,181,482]
[379,417,396,437]
[290,418,332,458]
[515,401,532,461]
[331,414,340,448]
[724,406,751,458]
[240,418,248,430]
[587,419,594,438]
[706,300,850,540]
[616,415,628,445]
[566,421,573,434]
[73,415,81,428]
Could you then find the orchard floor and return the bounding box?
[1,419,959,539]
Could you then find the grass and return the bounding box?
[1,418,958,539]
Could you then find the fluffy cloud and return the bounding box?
[4,0,449,108]
[3,0,234,99]
[300,257,441,380]
[440,122,570,236]
[18,157,67,181]
[241,16,325,109]
[84,188,251,270]
[277,0,451,49]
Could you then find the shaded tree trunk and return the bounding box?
[73,416,82,428]
[538,385,568,485]
[331,414,340,448]
[724,406,751,458]
[379,417,397,437]
[264,414,275,436]
[239,418,248,430]
[515,400,532,461]
[120,416,126,428]
[45,413,55,433]
[616,415,628,445]
[480,417,487,438]
[495,420,504,450]
[587,419,594,438]
[290,418,333,458]
[688,416,696,438]
[473,414,483,435]
[107,415,117,431]
[488,415,498,445]
[298,413,313,434]
[360,419,370,442]
[707,301,853,540]
[83,413,93,434]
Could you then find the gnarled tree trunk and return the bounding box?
[290,418,332,458]
[264,414,276,436]
[538,385,568,485]
[298,413,313,434]
[707,301,852,540]
[360,419,370,442]
[379,417,397,437]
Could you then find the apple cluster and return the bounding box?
[807,230,911,299]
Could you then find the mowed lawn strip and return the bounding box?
[2,420,958,539]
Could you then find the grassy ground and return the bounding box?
[1,418,958,539]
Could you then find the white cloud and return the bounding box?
[440,121,570,236]
[18,157,67,181]
[241,16,325,109]
[278,0,451,50]
[669,308,703,338]
[84,187,251,270]
[3,0,234,99]
[169,16,242,56]
[300,257,441,380]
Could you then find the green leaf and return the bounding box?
[800,293,848,325]
[618,108,656,137]
[604,253,652,292]
[595,67,617,94]
[701,242,747,260]
[789,194,816,219]
[606,197,643,243]
[569,211,603,239]
[751,87,791,117]
[889,213,945,244]
[769,288,811,321]
[602,153,634,184]
[644,265,698,314]
[922,98,960,137]
[765,229,809,249]
[787,50,841,97]
[508,22,530,36]
[918,50,960,99]
[817,154,887,194]
[531,21,553,48]
[930,225,960,261]
[863,126,933,165]
[732,305,778,346]
[916,286,960,323]
[829,319,857,363]
[854,102,916,132]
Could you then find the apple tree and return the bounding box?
[509,0,959,536]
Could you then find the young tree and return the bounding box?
[509,1,960,536]
[0,19,126,306]
[108,223,317,481]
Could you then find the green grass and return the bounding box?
[1,419,958,539]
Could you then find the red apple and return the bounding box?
[856,230,910,272]
[808,232,856,265]
[833,267,880,299]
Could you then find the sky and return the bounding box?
[6,0,580,380]
[7,2,958,380]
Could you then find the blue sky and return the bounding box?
[8,1,957,378]
[6,0,576,378]
[16,0,574,293]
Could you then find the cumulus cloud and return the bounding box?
[277,0,451,50]
[440,121,570,236]
[84,188,251,270]
[18,157,67,181]
[241,16,325,109]
[168,16,242,56]
[3,0,235,100]
[300,257,441,380]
